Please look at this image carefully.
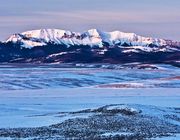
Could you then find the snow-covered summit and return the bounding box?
[6,28,179,48]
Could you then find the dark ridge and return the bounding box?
[0,42,179,65]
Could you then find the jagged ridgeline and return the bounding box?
[0,29,180,63]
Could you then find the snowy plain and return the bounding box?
[0,88,179,128]
[0,64,179,139]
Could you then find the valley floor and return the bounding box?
[0,64,179,139]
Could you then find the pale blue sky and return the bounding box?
[0,0,180,40]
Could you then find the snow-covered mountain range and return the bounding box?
[1,29,180,64]
[6,29,180,50]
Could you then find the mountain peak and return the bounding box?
[21,29,73,40]
[87,28,102,35]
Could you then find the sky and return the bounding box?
[0,0,180,41]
